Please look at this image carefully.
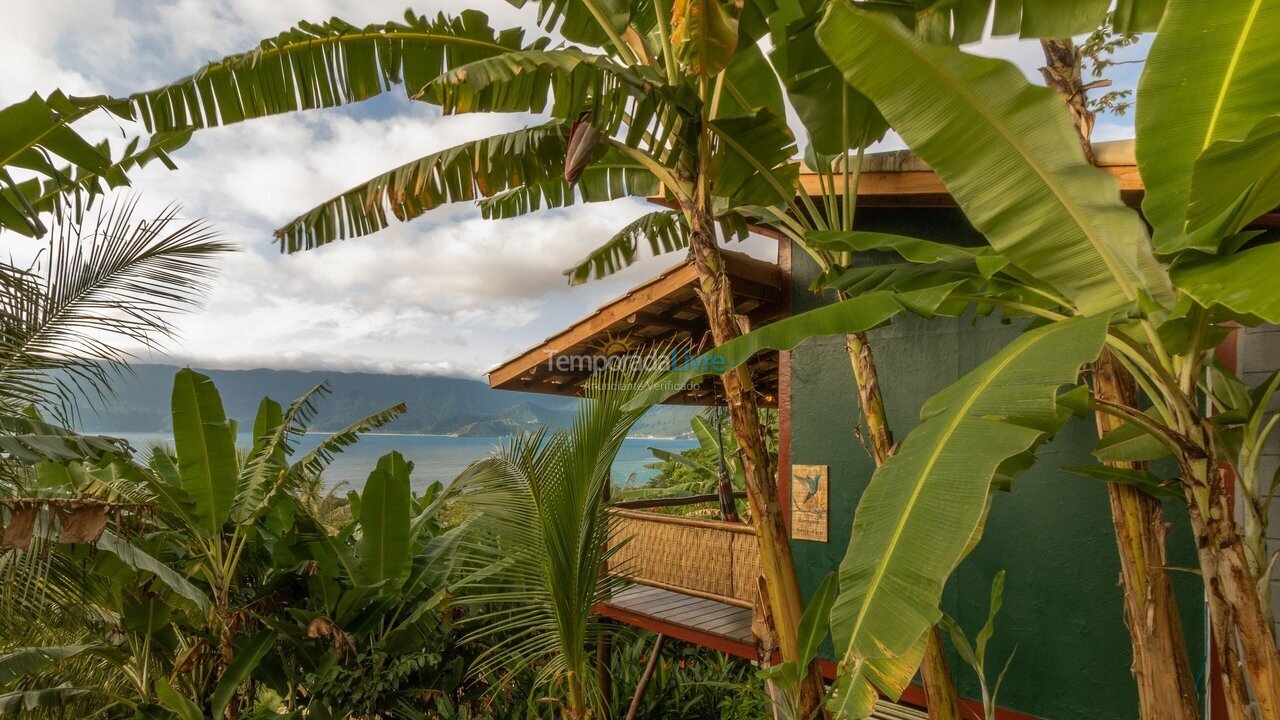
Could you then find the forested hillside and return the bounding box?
[81,364,697,437]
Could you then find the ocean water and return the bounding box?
[112,432,696,493]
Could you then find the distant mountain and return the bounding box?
[80,364,696,438]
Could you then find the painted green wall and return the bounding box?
[787,208,1206,719]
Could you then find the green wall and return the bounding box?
[786,208,1206,719]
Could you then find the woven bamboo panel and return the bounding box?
[607,509,762,607]
[729,531,762,603]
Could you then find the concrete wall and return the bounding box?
[1237,324,1280,639]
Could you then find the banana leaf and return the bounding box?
[170,369,237,537]
[1136,0,1280,253]
[826,314,1109,718]
[816,4,1167,317]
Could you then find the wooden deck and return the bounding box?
[602,585,754,646]
[597,585,929,720]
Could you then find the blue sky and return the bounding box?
[0,1,1150,379]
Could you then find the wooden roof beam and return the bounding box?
[627,312,705,332]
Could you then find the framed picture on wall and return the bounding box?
[790,464,828,542]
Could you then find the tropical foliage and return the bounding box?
[0,199,228,424]
[0,362,781,720]
[0,369,418,716]
[447,359,664,719]
[0,93,189,238]
[113,0,836,711]
[617,410,770,520]
[7,0,1280,717]
[636,0,1280,716]
[608,630,771,719]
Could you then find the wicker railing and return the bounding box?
[606,508,762,608]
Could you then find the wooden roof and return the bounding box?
[486,251,783,406]
[800,139,1280,226]
[489,138,1280,407]
[808,139,1140,209]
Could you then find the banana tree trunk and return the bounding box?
[1181,421,1280,720]
[844,331,895,463]
[1039,39,1096,164]
[844,330,961,720]
[684,170,826,719]
[1041,40,1201,719]
[1090,350,1200,720]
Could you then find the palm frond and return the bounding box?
[478,148,663,221]
[0,685,94,714]
[562,207,748,285]
[449,354,666,711]
[427,48,627,117]
[0,413,131,466]
[275,121,672,252]
[507,0,632,49]
[233,384,327,524]
[276,124,579,252]
[0,198,231,422]
[129,11,548,133]
[424,48,693,160]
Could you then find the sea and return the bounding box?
[111,432,697,493]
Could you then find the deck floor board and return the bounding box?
[604,585,754,645]
[599,586,931,712]
[628,593,707,615]
[597,586,928,720]
[664,599,732,625]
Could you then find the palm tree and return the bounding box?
[0,197,230,503]
[448,361,661,719]
[0,198,229,424]
[0,153,230,712]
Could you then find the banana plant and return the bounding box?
[565,4,1160,712]
[636,0,1280,715]
[0,369,408,717]
[1031,26,1200,720]
[844,0,1165,43]
[262,458,468,720]
[632,294,1110,718]
[936,571,1015,720]
[760,571,838,719]
[121,4,834,712]
[86,2,1181,717]
[811,2,1280,714]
